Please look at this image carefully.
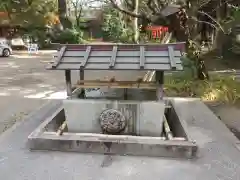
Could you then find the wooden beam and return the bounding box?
[163,115,173,140]
[79,68,85,98]
[56,121,67,136]
[109,46,118,68]
[65,70,72,97]
[140,46,145,68]
[168,46,177,70]
[75,80,157,89]
[155,71,164,100]
[77,80,157,85]
[51,46,66,68]
[80,46,91,68]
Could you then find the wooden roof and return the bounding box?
[47,43,185,71]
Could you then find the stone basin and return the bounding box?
[63,99,165,137]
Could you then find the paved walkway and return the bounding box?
[0,54,64,133]
[13,50,57,55]
[0,99,240,179]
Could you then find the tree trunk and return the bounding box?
[76,18,80,29]
[133,0,139,43]
[58,0,72,29]
[213,1,222,51]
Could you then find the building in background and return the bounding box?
[79,9,103,40]
[64,0,104,40]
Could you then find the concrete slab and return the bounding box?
[28,103,196,158]
[0,98,240,179]
[63,99,165,136]
[137,101,165,136]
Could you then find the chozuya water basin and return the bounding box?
[63,99,165,136]
[28,97,197,159]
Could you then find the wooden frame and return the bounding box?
[47,43,185,98]
[75,80,158,89]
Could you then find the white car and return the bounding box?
[11,37,27,50]
[0,38,12,57]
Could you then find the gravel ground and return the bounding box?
[0,54,63,134]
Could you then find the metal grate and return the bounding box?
[47,43,185,71]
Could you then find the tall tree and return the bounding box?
[107,0,240,80]
[108,0,234,44]
[102,7,132,42]
[0,0,58,27]
[68,0,102,28]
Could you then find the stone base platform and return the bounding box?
[28,98,197,158]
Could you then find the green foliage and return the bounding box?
[29,29,52,48]
[165,73,240,104]
[102,8,133,43]
[178,56,197,79]
[186,40,210,80]
[0,0,57,27]
[165,45,239,104]
[52,28,84,44]
[232,6,240,22]
[59,16,73,29]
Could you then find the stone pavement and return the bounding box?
[0,54,64,133]
[0,99,240,180]
[13,50,57,55]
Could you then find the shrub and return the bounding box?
[53,28,84,44]
[164,73,240,104]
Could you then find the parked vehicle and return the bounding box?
[10,37,27,50]
[0,38,12,57]
[0,38,9,45]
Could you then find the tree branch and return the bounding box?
[27,0,33,6]
[191,17,223,32]
[121,0,134,10]
[109,0,143,18]
[147,0,157,14]
[199,0,212,8]
[77,6,83,20]
[227,4,239,9]
[123,0,134,10]
[3,4,12,20]
[210,0,234,13]
[153,0,164,12]
[198,10,225,33]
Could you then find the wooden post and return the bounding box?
[155,71,164,100]
[79,68,85,98]
[124,88,128,100]
[65,70,72,97]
